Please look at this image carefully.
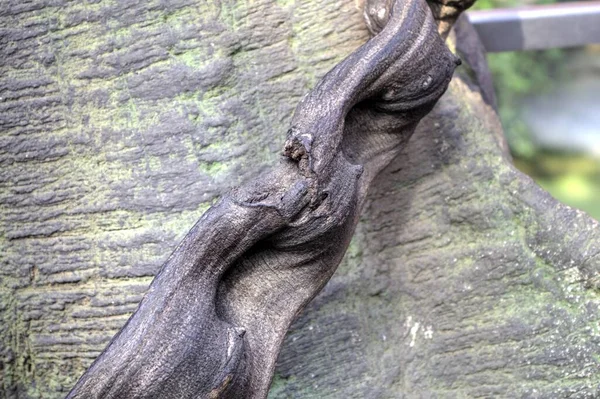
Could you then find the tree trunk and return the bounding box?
[1,1,598,398]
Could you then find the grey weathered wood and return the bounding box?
[1,1,599,399]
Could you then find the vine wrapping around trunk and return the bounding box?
[66,0,462,397]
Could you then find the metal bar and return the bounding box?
[467,1,600,52]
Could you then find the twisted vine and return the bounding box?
[67,0,465,397]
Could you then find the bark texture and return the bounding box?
[0,1,599,399]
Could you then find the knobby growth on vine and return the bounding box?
[67,0,470,397]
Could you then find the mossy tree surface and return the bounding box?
[1,1,599,398]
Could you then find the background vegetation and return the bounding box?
[472,0,600,220]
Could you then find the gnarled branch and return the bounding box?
[66,0,461,397]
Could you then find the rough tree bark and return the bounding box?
[1,1,599,399]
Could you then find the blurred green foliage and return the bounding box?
[515,153,600,220]
[486,48,566,158]
[472,0,568,159]
[471,0,600,221]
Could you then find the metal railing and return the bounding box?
[467,1,600,52]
